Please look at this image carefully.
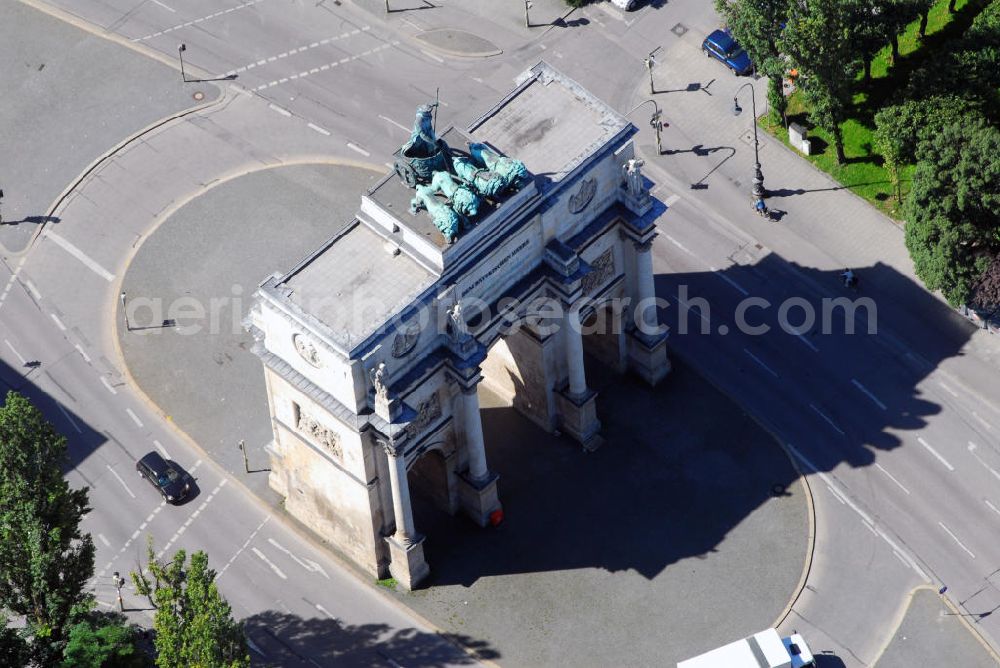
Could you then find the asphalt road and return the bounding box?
[4,0,1000,666]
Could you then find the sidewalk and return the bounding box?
[626,30,1000,378]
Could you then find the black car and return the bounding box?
[136,452,190,503]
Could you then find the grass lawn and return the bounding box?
[761,0,980,218]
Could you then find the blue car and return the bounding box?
[702,29,753,76]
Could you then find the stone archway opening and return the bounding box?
[581,301,627,375]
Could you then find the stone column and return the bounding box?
[462,387,489,482]
[384,443,417,545]
[634,239,657,334]
[381,438,429,589]
[564,304,588,397]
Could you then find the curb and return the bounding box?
[663,351,817,633]
[413,30,503,58]
[102,158,497,666]
[868,584,1000,666]
[12,0,228,259]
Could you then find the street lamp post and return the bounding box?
[238,439,249,473]
[120,291,130,332]
[625,99,666,156]
[112,571,125,612]
[177,44,188,82]
[644,48,661,95]
[524,0,532,28]
[733,82,766,199]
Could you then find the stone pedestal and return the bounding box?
[457,471,502,527]
[627,329,670,386]
[555,387,603,451]
[385,533,430,590]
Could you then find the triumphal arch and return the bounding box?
[246,62,670,589]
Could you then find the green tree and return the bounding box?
[0,392,95,663]
[904,119,1000,305]
[61,610,150,668]
[1,616,30,668]
[715,0,793,125]
[132,544,248,668]
[780,0,861,163]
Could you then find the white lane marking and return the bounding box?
[874,463,910,495]
[50,313,67,330]
[4,339,26,364]
[346,142,370,157]
[967,442,1000,481]
[268,103,291,117]
[939,382,959,398]
[378,114,411,133]
[307,123,331,136]
[151,0,176,12]
[153,440,169,458]
[133,0,265,41]
[861,519,879,536]
[971,411,994,432]
[664,234,696,257]
[157,479,224,559]
[420,49,445,63]
[100,376,118,395]
[710,265,749,296]
[794,332,818,352]
[217,516,270,580]
[125,408,144,428]
[56,403,83,434]
[315,603,337,619]
[266,538,331,579]
[224,30,374,72]
[97,533,111,547]
[664,194,680,207]
[938,522,975,559]
[985,499,1000,518]
[44,231,115,282]
[74,344,91,363]
[918,436,954,471]
[851,379,887,411]
[24,279,41,300]
[251,547,288,579]
[892,549,910,568]
[673,296,710,323]
[106,465,136,499]
[252,42,397,91]
[743,348,778,378]
[825,484,847,505]
[786,443,930,582]
[810,403,845,435]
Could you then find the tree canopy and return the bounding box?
[0,391,95,663]
[904,118,1000,306]
[132,543,248,668]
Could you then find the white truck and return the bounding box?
[677,628,816,668]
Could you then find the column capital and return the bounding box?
[377,437,403,459]
[632,237,654,253]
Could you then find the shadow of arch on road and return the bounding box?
[242,610,496,667]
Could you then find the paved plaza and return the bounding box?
[118,163,808,665]
[877,588,999,668]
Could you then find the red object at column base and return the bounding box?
[489,509,504,526]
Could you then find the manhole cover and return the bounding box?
[671,22,688,37]
[739,130,763,149]
[193,91,205,101]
